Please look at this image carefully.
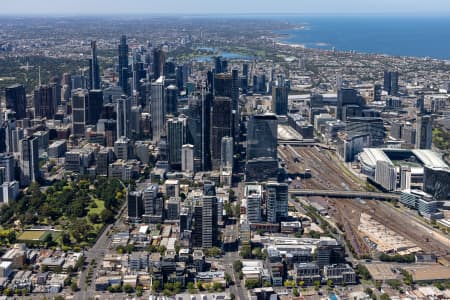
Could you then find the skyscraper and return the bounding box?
[383,70,399,96]
[220,136,233,172]
[272,78,289,115]
[336,88,365,121]
[231,69,240,142]
[202,196,216,248]
[181,144,194,173]
[151,76,165,143]
[165,85,178,116]
[5,84,26,119]
[265,182,288,223]
[116,96,132,140]
[88,40,101,90]
[88,89,103,125]
[167,115,187,170]
[34,85,56,119]
[247,113,278,160]
[245,113,279,182]
[72,89,89,138]
[186,92,212,171]
[416,114,433,149]
[211,96,232,169]
[118,35,129,95]
[19,136,40,187]
[153,47,165,80]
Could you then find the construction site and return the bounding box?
[281,145,450,258]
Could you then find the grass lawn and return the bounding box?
[88,199,105,215]
[18,230,47,241]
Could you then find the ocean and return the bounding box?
[276,15,450,60]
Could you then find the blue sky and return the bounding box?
[2,0,450,15]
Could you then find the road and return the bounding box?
[75,201,128,300]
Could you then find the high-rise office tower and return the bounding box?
[114,136,132,160]
[373,83,382,102]
[118,35,129,95]
[211,96,232,169]
[247,113,278,160]
[142,184,163,221]
[128,190,144,222]
[265,182,288,223]
[3,110,16,154]
[181,144,194,173]
[165,85,178,116]
[72,89,89,138]
[19,136,40,187]
[151,76,165,143]
[272,78,289,115]
[220,136,233,172]
[202,196,216,248]
[242,63,249,78]
[88,90,103,125]
[231,69,240,142]
[130,105,141,138]
[116,96,132,140]
[416,114,433,149]
[5,84,26,119]
[383,70,399,96]
[88,40,101,90]
[245,184,262,224]
[0,153,15,183]
[153,47,165,80]
[34,85,56,119]
[186,92,212,171]
[49,77,62,107]
[214,73,232,97]
[336,88,365,121]
[176,65,184,90]
[167,115,187,170]
[245,113,279,182]
[346,117,385,147]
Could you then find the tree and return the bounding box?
[327,279,334,288]
[123,284,134,294]
[225,273,233,286]
[314,280,321,290]
[101,209,114,223]
[380,294,391,300]
[136,285,143,297]
[245,279,260,289]
[233,260,243,273]
[66,279,77,291]
[88,213,100,224]
[293,287,300,297]
[284,280,296,288]
[356,264,372,280]
[212,282,223,292]
[187,282,196,293]
[152,280,160,292]
[240,245,252,259]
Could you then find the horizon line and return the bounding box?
[1,12,450,17]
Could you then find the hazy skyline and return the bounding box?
[1,0,450,15]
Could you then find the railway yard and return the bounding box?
[281,145,450,258]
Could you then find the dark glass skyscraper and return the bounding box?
[247,114,278,160]
[272,79,289,115]
[5,84,26,119]
[118,35,129,95]
[383,70,399,96]
[153,47,165,81]
[211,96,232,169]
[416,114,432,149]
[34,85,56,119]
[88,40,101,90]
